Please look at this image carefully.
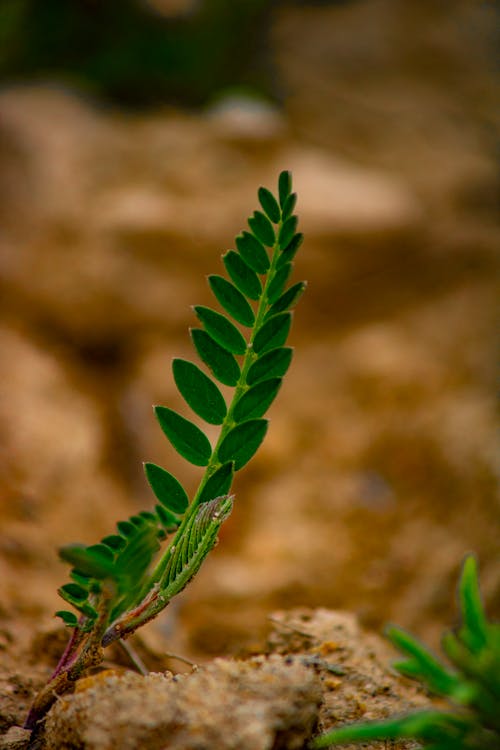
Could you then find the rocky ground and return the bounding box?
[0,2,498,747]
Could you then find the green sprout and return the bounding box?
[313,555,500,750]
[25,171,305,731]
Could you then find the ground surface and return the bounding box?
[0,2,498,747]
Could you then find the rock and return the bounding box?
[43,655,322,749]
[282,147,421,235]
[0,726,31,750]
[268,609,426,748]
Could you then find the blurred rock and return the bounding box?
[0,84,426,347]
[273,0,498,220]
[285,147,421,235]
[0,326,132,615]
[206,94,287,143]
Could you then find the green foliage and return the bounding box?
[312,556,500,750]
[26,169,303,731]
[50,169,304,665]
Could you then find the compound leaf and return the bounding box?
[191,328,240,386]
[144,462,189,514]
[172,358,227,424]
[208,274,255,327]
[218,419,268,470]
[194,306,247,355]
[154,406,212,466]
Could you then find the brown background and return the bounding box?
[0,1,498,708]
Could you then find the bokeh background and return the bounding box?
[0,0,498,668]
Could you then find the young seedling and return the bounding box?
[313,555,500,750]
[25,171,306,731]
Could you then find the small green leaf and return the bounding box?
[155,504,181,531]
[70,570,93,588]
[248,210,275,247]
[459,556,488,653]
[59,544,115,579]
[197,461,234,505]
[278,170,292,208]
[144,462,189,514]
[55,610,79,627]
[247,347,293,385]
[277,232,303,268]
[258,186,281,223]
[59,582,89,603]
[267,263,293,305]
[115,523,160,579]
[117,520,136,538]
[281,192,297,220]
[235,232,270,274]
[253,312,292,354]
[173,358,227,424]
[138,511,158,523]
[278,215,298,250]
[101,535,127,552]
[191,328,240,386]
[387,626,457,696]
[129,514,147,528]
[208,275,255,327]
[194,305,247,355]
[154,406,212,467]
[218,419,268,470]
[268,281,307,316]
[86,544,114,561]
[233,378,282,422]
[222,250,262,300]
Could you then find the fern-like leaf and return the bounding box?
[38,172,304,732]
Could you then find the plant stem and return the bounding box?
[24,583,113,730]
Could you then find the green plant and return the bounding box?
[25,171,305,731]
[312,556,500,750]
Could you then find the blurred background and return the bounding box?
[0,0,498,665]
